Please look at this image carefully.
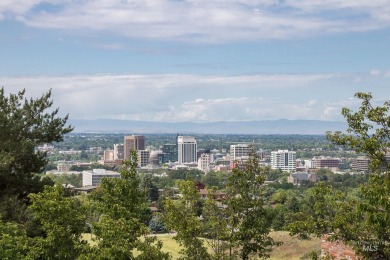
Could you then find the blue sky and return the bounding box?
[0,0,389,123]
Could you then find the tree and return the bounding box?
[46,173,82,187]
[201,171,228,189]
[289,92,390,258]
[149,215,167,234]
[287,182,344,239]
[0,88,72,197]
[225,152,281,259]
[140,173,160,202]
[327,92,389,171]
[0,217,33,259]
[164,151,281,260]
[325,92,390,258]
[201,188,230,259]
[85,150,170,259]
[28,185,88,259]
[163,180,210,260]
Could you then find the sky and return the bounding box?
[0,0,389,123]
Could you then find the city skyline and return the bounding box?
[1,1,389,124]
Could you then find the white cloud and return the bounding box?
[370,69,381,76]
[1,0,389,42]
[2,72,386,123]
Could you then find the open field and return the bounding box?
[82,231,321,259]
[149,231,321,259]
[268,231,321,260]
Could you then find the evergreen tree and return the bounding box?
[0,88,72,197]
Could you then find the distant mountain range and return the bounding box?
[68,119,347,135]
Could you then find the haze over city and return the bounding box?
[1,1,389,125]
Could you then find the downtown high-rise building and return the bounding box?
[177,136,197,163]
[137,150,150,167]
[162,143,178,163]
[229,144,253,163]
[271,150,296,172]
[123,135,145,160]
[113,144,124,160]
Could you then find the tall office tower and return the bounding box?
[137,150,150,167]
[271,150,296,172]
[113,144,124,160]
[229,144,253,163]
[177,136,197,163]
[162,144,178,163]
[123,135,145,160]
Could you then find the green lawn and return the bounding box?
[82,231,321,259]
[149,231,320,259]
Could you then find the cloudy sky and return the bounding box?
[1,0,389,123]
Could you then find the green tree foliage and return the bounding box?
[289,92,390,259]
[225,153,281,259]
[45,173,82,187]
[287,182,344,238]
[149,215,167,234]
[0,88,73,194]
[0,88,73,197]
[0,185,88,259]
[140,173,160,202]
[164,180,210,260]
[85,150,170,259]
[0,88,70,238]
[326,92,390,258]
[28,185,88,259]
[327,92,389,171]
[0,218,32,259]
[201,188,230,259]
[201,171,229,189]
[164,151,281,260]
[167,169,204,181]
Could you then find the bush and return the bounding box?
[149,216,166,234]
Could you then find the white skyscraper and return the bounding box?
[271,150,296,172]
[177,136,197,163]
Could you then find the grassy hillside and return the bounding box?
[151,231,320,259]
[269,231,321,260]
[82,231,321,259]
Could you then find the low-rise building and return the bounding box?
[82,169,121,186]
[351,156,370,173]
[57,162,70,172]
[288,173,317,185]
[313,156,341,170]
